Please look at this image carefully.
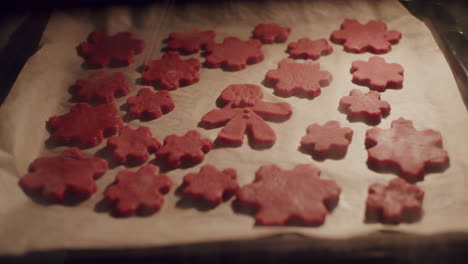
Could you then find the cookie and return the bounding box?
[201,84,292,147]
[75,71,130,104]
[205,37,264,71]
[300,121,353,159]
[366,178,424,224]
[19,148,108,203]
[77,31,145,67]
[287,38,333,60]
[265,58,332,98]
[107,126,160,165]
[156,130,213,169]
[182,165,239,205]
[330,19,401,53]
[339,89,391,123]
[351,56,404,91]
[237,164,341,226]
[142,52,201,90]
[126,88,175,120]
[105,164,172,216]
[252,23,291,44]
[366,118,450,181]
[48,103,122,148]
[167,28,215,54]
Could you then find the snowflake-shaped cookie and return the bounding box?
[339,89,391,123]
[75,71,130,104]
[300,121,353,159]
[366,118,450,181]
[107,126,161,165]
[182,165,239,205]
[19,148,108,203]
[126,88,175,120]
[287,38,333,59]
[105,164,172,216]
[351,56,404,91]
[252,23,291,44]
[156,130,213,169]
[48,103,123,148]
[366,178,424,224]
[330,19,402,53]
[265,58,332,98]
[142,52,201,90]
[201,84,292,147]
[237,164,341,226]
[205,37,264,71]
[167,28,215,54]
[77,31,145,67]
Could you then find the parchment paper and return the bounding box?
[1,0,468,256]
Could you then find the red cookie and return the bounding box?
[126,88,175,120]
[107,126,160,165]
[105,164,172,216]
[182,165,239,205]
[287,38,333,60]
[75,71,130,104]
[237,164,341,226]
[366,178,424,224]
[300,121,353,159]
[330,19,402,53]
[167,28,215,54]
[265,58,332,98]
[156,130,213,169]
[201,84,292,147]
[205,37,264,71]
[351,56,404,91]
[19,148,108,203]
[48,103,122,148]
[77,31,145,67]
[142,52,201,90]
[339,89,391,123]
[252,23,291,44]
[366,118,450,181]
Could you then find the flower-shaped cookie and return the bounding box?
[205,37,264,71]
[265,59,332,98]
[330,19,401,53]
[252,23,291,44]
[77,31,145,67]
[287,38,333,60]
[366,178,424,224]
[339,89,391,123]
[167,28,215,54]
[19,148,108,202]
[75,71,130,104]
[142,52,201,90]
[351,56,404,91]
[366,118,449,181]
[300,121,353,159]
[126,88,175,120]
[48,103,122,148]
[156,130,213,169]
[237,164,341,226]
[105,164,172,216]
[107,126,161,165]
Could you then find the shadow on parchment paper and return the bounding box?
[231,197,340,227]
[365,157,450,184]
[174,184,218,212]
[150,155,206,174]
[261,77,330,100]
[20,183,91,207]
[94,196,162,218]
[119,102,160,123]
[364,206,423,225]
[336,102,389,126]
[94,146,120,169]
[297,144,348,161]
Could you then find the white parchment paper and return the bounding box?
[1,0,468,255]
